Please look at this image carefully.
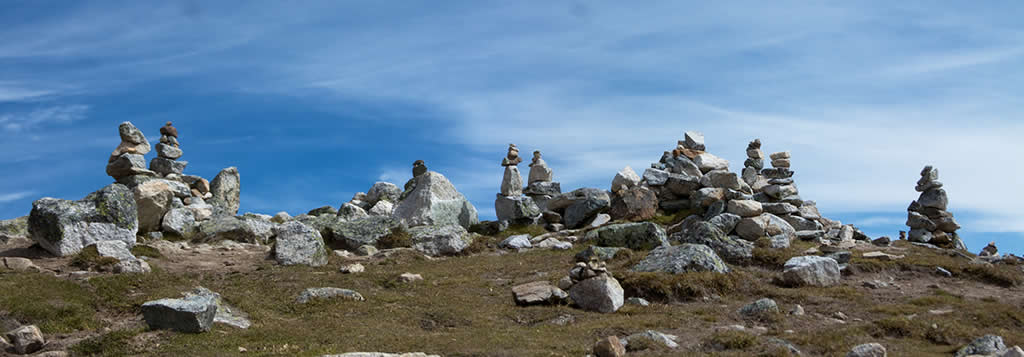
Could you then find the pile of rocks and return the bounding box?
[906,166,965,250]
[495,144,542,226]
[150,122,188,177]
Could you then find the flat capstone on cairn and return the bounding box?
[495,144,542,226]
[906,165,965,250]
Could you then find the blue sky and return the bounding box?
[1,1,1022,254]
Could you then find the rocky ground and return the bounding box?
[1,222,1023,357]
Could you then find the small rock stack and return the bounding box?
[106,121,156,185]
[523,150,564,229]
[495,144,542,225]
[564,259,624,313]
[150,122,188,177]
[642,131,738,214]
[906,166,964,250]
[741,139,768,192]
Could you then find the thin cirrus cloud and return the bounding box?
[0,1,1022,251]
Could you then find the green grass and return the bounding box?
[131,244,164,259]
[70,245,120,271]
[0,272,104,333]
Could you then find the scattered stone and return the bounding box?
[296,287,365,304]
[272,222,328,267]
[29,183,138,256]
[409,225,473,256]
[631,244,730,274]
[790,305,805,316]
[627,297,650,306]
[781,256,841,287]
[872,236,891,246]
[511,281,568,306]
[5,325,44,354]
[738,298,781,321]
[862,251,904,261]
[339,263,365,274]
[2,257,41,272]
[114,259,152,274]
[955,335,1006,357]
[324,216,403,250]
[398,273,423,283]
[623,330,680,350]
[356,245,378,256]
[936,267,953,278]
[500,234,533,249]
[569,275,624,313]
[141,295,218,333]
[535,238,573,250]
[593,336,627,357]
[575,246,623,262]
[185,287,251,329]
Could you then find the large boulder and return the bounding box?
[273,222,328,267]
[569,275,624,313]
[409,225,473,256]
[781,256,841,287]
[548,188,610,229]
[133,180,176,233]
[608,186,658,222]
[29,184,138,256]
[584,222,669,251]
[324,216,404,250]
[366,182,401,205]
[393,172,479,229]
[674,221,753,264]
[631,244,730,274]
[611,166,641,192]
[142,294,218,333]
[494,195,541,224]
[209,167,241,217]
[197,216,275,244]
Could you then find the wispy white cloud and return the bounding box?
[0,191,35,203]
[0,105,90,132]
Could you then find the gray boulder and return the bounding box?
[693,152,729,173]
[955,335,1006,357]
[91,240,136,261]
[185,287,251,329]
[664,155,702,177]
[368,200,395,216]
[608,186,658,222]
[642,168,670,186]
[338,202,369,221]
[409,225,473,256]
[29,183,138,256]
[738,298,780,319]
[393,171,479,229]
[691,187,726,207]
[708,213,742,233]
[557,188,611,229]
[584,222,668,251]
[847,343,886,357]
[366,182,401,205]
[700,170,745,191]
[500,234,532,249]
[632,244,730,274]
[735,213,795,241]
[142,295,218,333]
[133,179,177,233]
[782,215,822,232]
[273,222,328,267]
[197,216,275,244]
[500,165,524,196]
[611,166,641,192]
[569,275,624,313]
[494,195,541,224]
[512,281,568,306]
[666,173,702,196]
[727,200,763,217]
[5,325,44,354]
[209,167,241,216]
[162,208,197,238]
[150,157,188,176]
[155,142,182,159]
[782,256,841,287]
[674,221,753,264]
[296,287,365,304]
[324,216,403,250]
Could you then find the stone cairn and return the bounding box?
[906,166,964,250]
[150,122,188,178]
[495,144,542,226]
[741,139,768,192]
[523,150,563,228]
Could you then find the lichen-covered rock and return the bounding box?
[142,295,218,333]
[367,182,401,205]
[674,221,753,264]
[29,184,138,256]
[338,202,369,221]
[781,256,841,287]
[632,244,730,274]
[584,222,668,251]
[569,275,624,313]
[197,216,275,244]
[955,335,1006,357]
[5,325,44,354]
[324,216,404,250]
[495,195,541,224]
[208,167,241,217]
[575,246,623,262]
[368,200,395,217]
[308,206,337,217]
[409,225,473,256]
[185,287,251,329]
[738,298,780,319]
[296,287,365,304]
[393,172,479,229]
[273,222,328,266]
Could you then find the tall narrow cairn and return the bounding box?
[150,122,188,177]
[906,166,965,250]
[523,150,561,213]
[495,144,541,225]
[106,122,156,185]
[741,139,768,192]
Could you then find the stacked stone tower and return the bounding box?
[150,122,187,177]
[906,166,965,250]
[495,144,541,225]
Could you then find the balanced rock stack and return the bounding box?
[106,122,156,185]
[523,150,561,211]
[150,122,188,177]
[740,139,768,192]
[906,166,965,250]
[564,259,624,313]
[752,149,850,245]
[495,144,542,225]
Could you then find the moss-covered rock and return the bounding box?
[29,184,138,256]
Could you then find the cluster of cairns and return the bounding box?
[494,144,565,231]
[904,166,966,250]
